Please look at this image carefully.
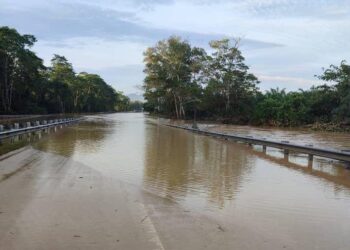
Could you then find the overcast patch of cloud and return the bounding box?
[0,0,279,50]
[77,64,145,93]
[1,0,349,93]
[257,74,323,91]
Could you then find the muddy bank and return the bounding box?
[305,122,350,132]
[165,118,350,151]
[153,113,350,133]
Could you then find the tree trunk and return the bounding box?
[2,54,13,113]
[179,96,185,118]
[73,90,80,112]
[0,51,5,112]
[225,93,230,112]
[225,85,230,114]
[173,92,179,119]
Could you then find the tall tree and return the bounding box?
[0,26,126,114]
[0,26,44,113]
[143,36,205,118]
[49,55,75,84]
[203,39,259,120]
[76,72,117,112]
[46,55,76,113]
[318,61,350,120]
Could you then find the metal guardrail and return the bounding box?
[0,118,83,139]
[166,124,350,164]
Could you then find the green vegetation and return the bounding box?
[143,37,350,127]
[0,26,129,114]
[1,26,348,126]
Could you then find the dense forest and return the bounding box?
[143,37,350,127]
[0,26,130,114]
[1,26,349,127]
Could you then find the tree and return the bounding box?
[203,39,259,120]
[115,92,130,111]
[143,36,205,119]
[318,61,350,120]
[76,73,117,112]
[0,26,126,114]
[49,55,75,84]
[46,55,76,113]
[0,26,45,113]
[308,85,339,122]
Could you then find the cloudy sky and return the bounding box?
[1,0,349,94]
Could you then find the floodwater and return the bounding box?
[2,113,350,249]
[170,120,350,150]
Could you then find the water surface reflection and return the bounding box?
[20,113,350,248]
[143,124,255,207]
[35,118,111,157]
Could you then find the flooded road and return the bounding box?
[1,113,350,249]
[171,120,350,151]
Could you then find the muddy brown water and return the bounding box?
[2,113,350,249]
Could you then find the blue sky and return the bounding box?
[1,0,349,94]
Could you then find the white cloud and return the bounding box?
[257,74,323,91]
[34,37,147,69]
[2,0,349,93]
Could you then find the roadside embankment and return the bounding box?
[164,118,350,151]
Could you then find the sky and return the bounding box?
[1,0,349,95]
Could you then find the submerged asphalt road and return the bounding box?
[0,147,258,250]
[1,113,350,250]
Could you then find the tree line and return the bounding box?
[143,36,350,127]
[0,26,130,114]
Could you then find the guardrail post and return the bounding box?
[0,125,4,132]
[42,120,47,125]
[308,154,313,162]
[263,145,267,153]
[284,149,289,160]
[345,162,350,170]
[35,121,40,126]
[308,154,313,168]
[14,123,19,129]
[26,122,31,127]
